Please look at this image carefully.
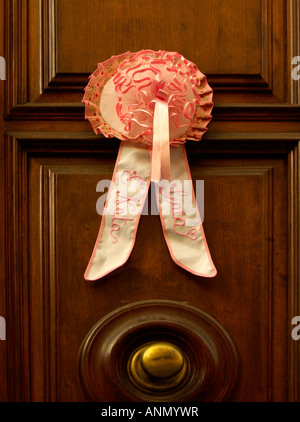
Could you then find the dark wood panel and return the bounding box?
[57,0,263,75]
[3,132,299,401]
[4,0,300,120]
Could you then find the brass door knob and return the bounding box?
[141,342,184,378]
[128,341,189,392]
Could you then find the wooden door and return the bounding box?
[0,0,299,402]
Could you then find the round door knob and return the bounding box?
[141,342,184,378]
[128,341,189,392]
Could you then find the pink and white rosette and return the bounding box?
[83,50,217,281]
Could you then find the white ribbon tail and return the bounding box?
[155,144,217,277]
[84,141,151,281]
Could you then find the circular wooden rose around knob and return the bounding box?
[78,300,240,402]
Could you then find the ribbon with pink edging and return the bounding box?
[83,50,217,281]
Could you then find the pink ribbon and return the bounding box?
[151,90,171,182]
[82,50,217,281]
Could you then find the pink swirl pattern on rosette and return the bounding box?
[82,50,213,146]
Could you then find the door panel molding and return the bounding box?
[288,142,300,401]
[3,131,299,401]
[4,0,300,120]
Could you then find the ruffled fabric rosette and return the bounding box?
[83,50,217,281]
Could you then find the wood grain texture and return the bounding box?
[3,132,299,401]
[57,0,262,75]
[4,0,300,119]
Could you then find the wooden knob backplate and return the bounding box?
[78,300,240,402]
